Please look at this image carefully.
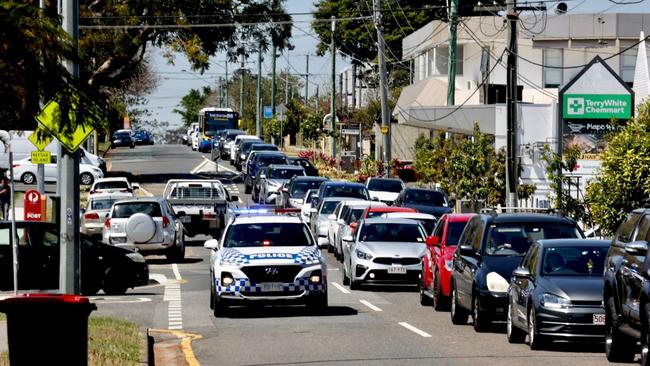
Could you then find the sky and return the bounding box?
[145,0,650,129]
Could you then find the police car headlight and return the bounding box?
[221,272,235,286]
[309,270,323,284]
[356,249,373,261]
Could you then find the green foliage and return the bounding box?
[586,102,650,235]
[540,144,588,222]
[173,87,212,127]
[263,117,282,143]
[300,113,324,144]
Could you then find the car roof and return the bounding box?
[94,177,129,183]
[537,239,611,247]
[322,181,365,187]
[292,176,327,181]
[321,197,351,202]
[255,151,286,157]
[113,197,163,204]
[445,213,477,222]
[88,193,133,200]
[267,164,303,170]
[337,199,367,206]
[367,177,403,182]
[481,213,578,225]
[403,187,444,193]
[367,207,417,213]
[348,202,387,209]
[250,143,276,147]
[232,215,303,225]
[364,217,423,225]
[382,212,436,220]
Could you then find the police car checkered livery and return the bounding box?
[206,211,328,316]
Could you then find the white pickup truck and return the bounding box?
[163,179,237,238]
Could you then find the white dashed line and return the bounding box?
[331,282,351,294]
[398,322,432,338]
[360,300,382,312]
[190,159,211,174]
[172,263,182,280]
[327,268,339,271]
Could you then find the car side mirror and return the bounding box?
[342,235,353,243]
[625,241,648,255]
[229,195,239,202]
[328,214,336,220]
[425,235,440,247]
[458,244,475,257]
[512,267,531,278]
[177,211,186,217]
[204,239,219,250]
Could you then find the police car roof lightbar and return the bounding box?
[232,207,301,216]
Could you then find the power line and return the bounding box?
[79,16,372,29]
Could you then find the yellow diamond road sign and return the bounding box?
[28,128,53,151]
[31,151,51,165]
[35,99,95,152]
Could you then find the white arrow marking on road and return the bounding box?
[360,300,382,312]
[398,322,432,338]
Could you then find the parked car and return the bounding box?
[342,218,427,289]
[313,181,370,208]
[102,197,185,260]
[218,129,245,159]
[230,135,259,165]
[287,156,319,176]
[81,194,132,237]
[451,213,585,332]
[603,208,650,363]
[380,211,437,235]
[89,177,135,197]
[133,130,154,145]
[257,165,305,205]
[334,201,387,261]
[280,176,328,209]
[507,239,609,349]
[394,188,452,218]
[365,177,405,205]
[0,221,148,295]
[111,130,135,148]
[419,213,474,310]
[8,155,104,186]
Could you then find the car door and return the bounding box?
[622,214,650,321]
[511,244,539,327]
[614,213,643,318]
[455,218,483,309]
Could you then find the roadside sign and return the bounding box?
[263,106,273,119]
[24,189,45,222]
[28,127,53,151]
[341,128,360,135]
[31,151,51,165]
[563,94,632,119]
[380,126,389,134]
[35,98,95,152]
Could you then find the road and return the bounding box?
[96,144,626,366]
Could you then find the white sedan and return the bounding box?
[8,155,104,185]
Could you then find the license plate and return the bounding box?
[593,314,605,325]
[261,283,284,292]
[388,266,407,274]
[180,216,191,223]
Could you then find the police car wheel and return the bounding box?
[213,297,229,317]
[306,293,328,314]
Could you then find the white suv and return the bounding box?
[102,197,185,260]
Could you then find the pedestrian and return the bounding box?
[0,177,9,221]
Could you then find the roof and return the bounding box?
[446,213,477,223]
[367,177,403,182]
[382,212,436,220]
[94,177,129,183]
[366,207,417,213]
[536,239,611,247]
[112,197,163,204]
[255,151,286,157]
[292,176,328,182]
[321,196,350,202]
[267,164,303,170]
[232,215,303,225]
[403,187,445,193]
[250,143,276,148]
[322,181,365,187]
[88,193,133,201]
[348,202,387,209]
[482,213,578,225]
[336,199,366,207]
[364,217,423,225]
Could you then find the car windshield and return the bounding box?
[359,223,425,243]
[224,223,313,247]
[252,145,278,152]
[241,141,261,153]
[112,202,162,218]
[323,185,368,199]
[485,223,584,256]
[258,155,287,166]
[90,198,119,211]
[291,181,324,198]
[446,221,468,246]
[116,132,130,138]
[367,179,403,193]
[94,181,128,190]
[404,190,447,206]
[268,168,303,179]
[320,201,340,215]
[541,246,608,276]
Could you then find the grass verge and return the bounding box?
[98,141,111,157]
[0,316,143,366]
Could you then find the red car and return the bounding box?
[420,213,475,310]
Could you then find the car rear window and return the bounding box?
[291,181,324,198]
[94,181,129,190]
[367,179,403,193]
[224,223,313,247]
[169,186,224,199]
[90,198,119,211]
[404,190,447,207]
[258,155,287,166]
[324,185,368,200]
[112,202,162,218]
[268,168,304,179]
[485,223,584,256]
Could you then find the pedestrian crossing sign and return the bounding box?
[28,127,53,151]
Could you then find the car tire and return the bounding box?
[306,292,328,314]
[209,278,215,310]
[244,183,252,194]
[472,293,491,332]
[528,307,547,350]
[327,242,334,253]
[103,267,127,295]
[605,295,636,362]
[450,284,469,325]
[342,266,350,286]
[130,144,135,149]
[21,172,36,185]
[507,301,526,343]
[419,276,432,306]
[350,280,361,290]
[432,270,449,311]
[80,172,94,186]
[167,240,185,262]
[213,296,229,317]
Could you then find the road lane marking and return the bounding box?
[138,186,154,197]
[89,297,152,304]
[149,273,168,285]
[217,162,238,174]
[190,159,210,174]
[360,300,382,312]
[172,263,182,280]
[331,282,351,294]
[327,268,339,271]
[398,322,432,338]
[166,265,184,330]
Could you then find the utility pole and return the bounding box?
[239,54,245,118]
[305,54,309,104]
[285,68,289,104]
[330,16,337,157]
[374,0,391,173]
[256,47,262,138]
[225,60,229,108]
[271,46,277,116]
[447,0,458,106]
[316,85,320,115]
[37,0,46,196]
[351,64,357,109]
[218,77,223,107]
[60,0,81,294]
[506,2,518,208]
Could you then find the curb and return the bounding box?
[147,328,202,366]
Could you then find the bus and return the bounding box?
[197,107,239,152]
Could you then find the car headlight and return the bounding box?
[126,252,146,263]
[356,249,373,260]
[486,272,509,293]
[445,259,454,272]
[240,153,246,159]
[541,293,571,310]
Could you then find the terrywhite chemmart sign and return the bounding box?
[563,94,632,119]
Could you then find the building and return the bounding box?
[338,64,372,110]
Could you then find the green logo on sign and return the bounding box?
[563,94,632,120]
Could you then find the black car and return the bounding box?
[394,188,452,217]
[280,176,329,208]
[287,157,319,176]
[237,141,272,171]
[0,221,149,295]
[507,239,609,349]
[450,213,585,332]
[603,208,650,364]
[133,130,154,145]
[111,131,135,148]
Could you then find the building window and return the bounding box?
[620,47,637,87]
[435,45,463,75]
[543,49,563,88]
[418,53,426,81]
[427,49,434,78]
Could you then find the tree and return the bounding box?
[586,103,650,235]
[541,144,589,222]
[173,87,213,126]
[300,113,324,146]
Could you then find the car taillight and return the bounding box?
[203,213,216,220]
[12,164,20,168]
[104,218,111,228]
[85,213,100,220]
[162,216,170,228]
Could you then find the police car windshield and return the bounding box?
[224,223,313,247]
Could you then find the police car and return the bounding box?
[204,208,328,316]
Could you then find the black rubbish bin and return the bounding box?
[0,294,97,366]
